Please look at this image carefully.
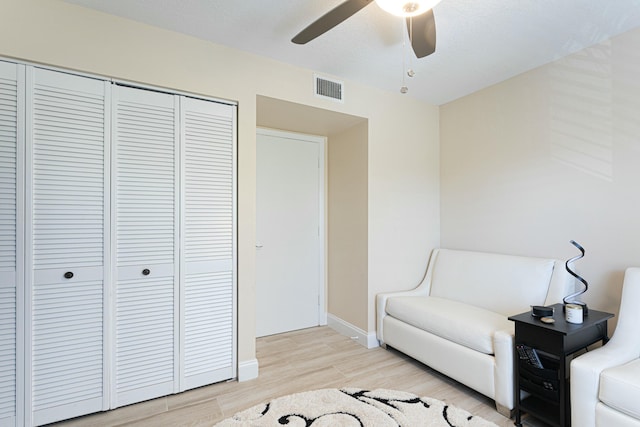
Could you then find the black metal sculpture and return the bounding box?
[563,240,589,315]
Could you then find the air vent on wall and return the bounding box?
[314,74,344,103]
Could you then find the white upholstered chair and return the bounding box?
[570,267,640,427]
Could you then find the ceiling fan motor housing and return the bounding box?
[375,0,443,17]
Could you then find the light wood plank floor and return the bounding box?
[53,326,546,426]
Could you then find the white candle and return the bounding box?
[565,303,583,324]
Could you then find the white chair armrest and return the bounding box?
[570,267,640,427]
[571,342,638,427]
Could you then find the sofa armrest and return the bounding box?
[544,260,574,306]
[376,250,441,343]
[493,328,515,410]
[376,287,429,343]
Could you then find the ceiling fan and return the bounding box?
[292,0,440,58]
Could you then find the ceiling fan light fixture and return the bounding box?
[375,0,442,17]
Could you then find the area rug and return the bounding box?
[215,387,499,426]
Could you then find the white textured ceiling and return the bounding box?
[63,0,640,105]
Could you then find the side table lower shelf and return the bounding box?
[520,395,561,427]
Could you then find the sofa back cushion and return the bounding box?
[428,249,555,316]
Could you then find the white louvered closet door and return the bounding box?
[27,68,109,426]
[180,98,236,391]
[0,60,23,427]
[112,86,178,408]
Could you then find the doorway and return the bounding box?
[255,128,325,337]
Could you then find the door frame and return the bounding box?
[256,127,327,328]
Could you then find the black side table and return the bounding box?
[508,303,613,427]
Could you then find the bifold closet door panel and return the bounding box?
[180,98,236,390]
[112,86,178,408]
[0,60,22,427]
[27,68,108,426]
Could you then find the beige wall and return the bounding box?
[441,27,640,324]
[1,0,440,368]
[328,122,369,331]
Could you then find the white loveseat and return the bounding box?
[376,248,572,415]
[570,267,640,427]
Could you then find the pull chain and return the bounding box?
[401,17,416,94]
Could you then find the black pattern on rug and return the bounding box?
[340,388,431,424]
[277,411,364,426]
[215,387,500,426]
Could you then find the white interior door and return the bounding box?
[112,85,178,408]
[256,129,324,337]
[27,68,108,426]
[0,60,22,427]
[180,97,236,390]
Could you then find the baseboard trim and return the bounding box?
[327,314,379,349]
[238,358,259,382]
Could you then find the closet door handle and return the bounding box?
[142,268,150,276]
[64,271,74,279]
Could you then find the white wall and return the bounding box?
[368,101,441,331]
[441,27,640,323]
[1,0,440,370]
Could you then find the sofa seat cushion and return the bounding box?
[599,359,640,420]
[385,296,513,354]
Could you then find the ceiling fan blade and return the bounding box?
[406,9,436,58]
[292,0,374,44]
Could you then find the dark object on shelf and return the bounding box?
[563,240,589,316]
[531,305,554,317]
[519,357,560,401]
[517,344,544,368]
